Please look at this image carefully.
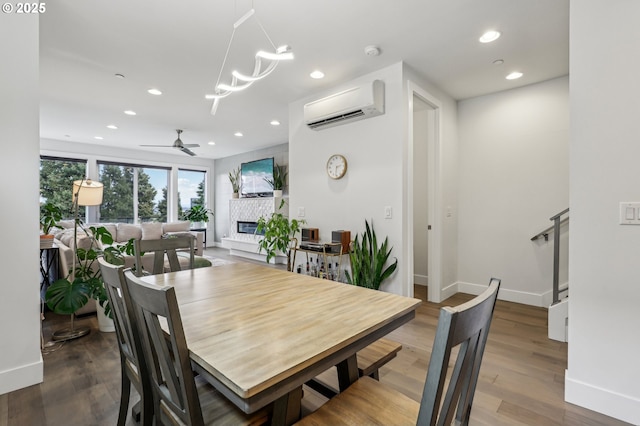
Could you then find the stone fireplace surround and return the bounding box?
[221,197,287,263]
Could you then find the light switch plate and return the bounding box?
[619,202,640,225]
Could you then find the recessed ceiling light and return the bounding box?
[115,73,125,79]
[204,94,215,100]
[208,141,216,145]
[364,45,381,56]
[506,71,523,80]
[493,59,504,65]
[147,88,162,96]
[479,30,501,43]
[106,124,118,130]
[310,70,325,79]
[270,120,280,126]
[94,136,104,140]
[64,134,71,138]
[234,132,243,137]
[124,110,137,116]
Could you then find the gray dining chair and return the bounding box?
[296,278,501,426]
[98,257,152,426]
[133,235,195,276]
[122,270,271,425]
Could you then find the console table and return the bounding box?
[293,242,346,281]
[40,244,59,299]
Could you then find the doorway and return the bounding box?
[408,82,442,303]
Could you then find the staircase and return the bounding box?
[531,208,569,342]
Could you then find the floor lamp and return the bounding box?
[51,178,104,342]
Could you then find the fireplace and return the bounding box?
[237,221,264,236]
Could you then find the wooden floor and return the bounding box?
[1,248,629,426]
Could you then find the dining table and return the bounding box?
[140,262,421,425]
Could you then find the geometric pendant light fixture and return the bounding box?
[206,6,293,115]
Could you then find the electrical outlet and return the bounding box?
[298,207,305,217]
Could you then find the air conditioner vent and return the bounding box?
[304,80,384,130]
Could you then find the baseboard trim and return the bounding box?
[0,357,43,395]
[457,281,548,307]
[413,274,428,286]
[565,370,640,425]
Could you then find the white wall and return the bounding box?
[566,1,640,423]
[0,14,43,394]
[457,77,569,306]
[213,143,288,243]
[289,63,406,294]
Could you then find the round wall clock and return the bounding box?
[326,154,347,179]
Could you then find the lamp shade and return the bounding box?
[73,180,104,206]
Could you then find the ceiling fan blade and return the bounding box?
[140,144,172,147]
[182,143,200,148]
[180,146,196,156]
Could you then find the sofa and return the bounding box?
[52,220,207,314]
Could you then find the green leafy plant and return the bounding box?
[345,220,398,290]
[40,202,63,235]
[46,224,135,319]
[229,166,241,193]
[264,163,288,191]
[181,204,213,223]
[256,200,305,271]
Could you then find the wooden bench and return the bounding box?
[306,338,403,399]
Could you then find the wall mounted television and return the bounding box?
[241,157,274,197]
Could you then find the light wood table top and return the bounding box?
[142,262,421,424]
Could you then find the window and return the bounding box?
[178,169,206,216]
[40,156,87,220]
[98,162,169,223]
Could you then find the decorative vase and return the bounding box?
[96,300,115,333]
[273,190,283,198]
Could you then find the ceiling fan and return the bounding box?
[140,129,199,156]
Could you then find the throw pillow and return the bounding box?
[116,223,142,242]
[162,220,191,232]
[141,222,163,240]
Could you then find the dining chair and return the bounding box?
[296,278,501,426]
[98,257,152,426]
[133,235,195,276]
[122,269,271,426]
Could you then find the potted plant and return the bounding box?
[40,202,62,248]
[256,200,305,271]
[345,220,398,290]
[181,204,213,229]
[264,163,287,197]
[46,223,135,339]
[229,166,241,198]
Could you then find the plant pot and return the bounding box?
[273,190,283,198]
[40,234,55,248]
[191,221,204,229]
[232,193,239,199]
[96,300,115,333]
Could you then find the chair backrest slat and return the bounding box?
[134,236,195,276]
[123,269,204,426]
[417,278,501,426]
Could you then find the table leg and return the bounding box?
[336,354,359,391]
[272,386,303,426]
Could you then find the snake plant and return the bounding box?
[345,220,397,290]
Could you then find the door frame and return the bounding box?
[406,81,443,302]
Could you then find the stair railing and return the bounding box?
[531,208,569,305]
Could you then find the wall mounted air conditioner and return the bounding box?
[304,80,385,130]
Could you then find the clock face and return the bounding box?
[327,154,347,179]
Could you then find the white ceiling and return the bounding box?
[40,0,569,160]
